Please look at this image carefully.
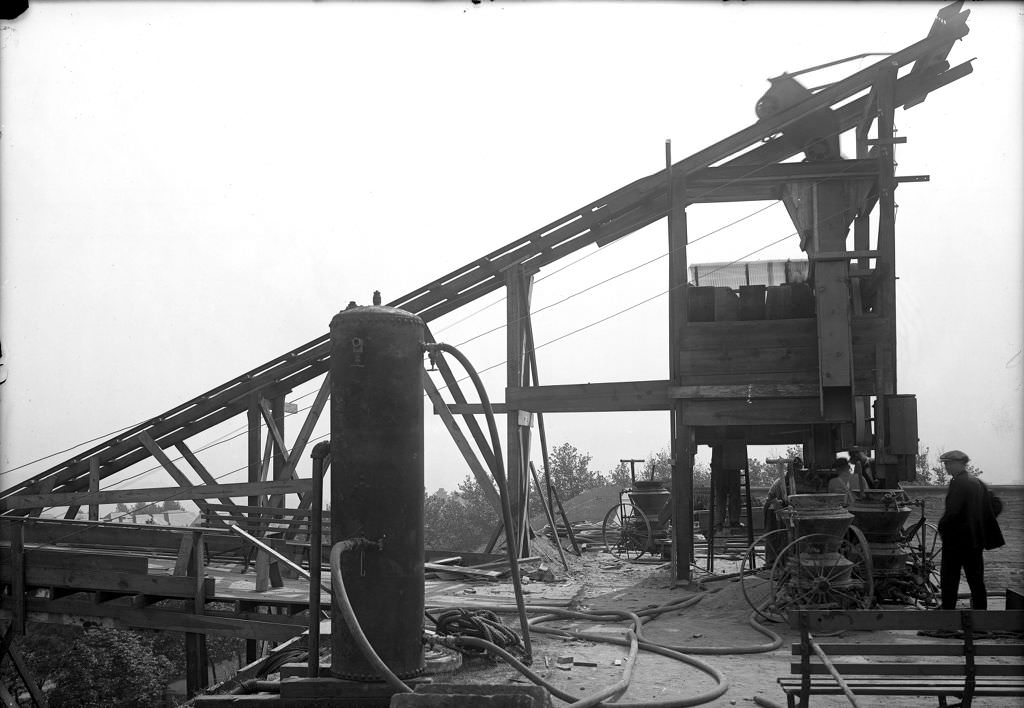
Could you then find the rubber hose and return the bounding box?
[329,541,413,694]
[431,342,533,661]
[454,604,729,707]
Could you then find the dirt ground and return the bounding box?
[425,535,1023,707]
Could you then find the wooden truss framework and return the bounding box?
[1,3,972,670]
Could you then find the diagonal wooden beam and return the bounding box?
[280,375,330,482]
[174,441,244,510]
[423,372,501,514]
[137,431,216,518]
[260,399,290,462]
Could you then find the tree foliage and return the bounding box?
[546,443,605,500]
[423,477,499,551]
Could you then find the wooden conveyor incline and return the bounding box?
[0,3,971,514]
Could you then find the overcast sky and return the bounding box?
[1,1,1021,504]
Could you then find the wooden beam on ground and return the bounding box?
[0,479,311,511]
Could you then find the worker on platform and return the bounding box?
[937,450,1004,610]
[826,457,871,505]
[711,441,746,532]
[848,448,878,488]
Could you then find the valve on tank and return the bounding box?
[756,73,841,161]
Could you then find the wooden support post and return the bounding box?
[185,530,209,698]
[247,395,262,534]
[666,140,693,582]
[10,520,25,636]
[88,457,101,521]
[505,264,528,557]
[876,65,898,396]
[266,393,290,511]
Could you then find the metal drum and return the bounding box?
[627,480,670,523]
[848,489,912,579]
[784,494,856,588]
[787,494,853,546]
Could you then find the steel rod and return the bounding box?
[228,522,332,594]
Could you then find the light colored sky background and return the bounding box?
[1,1,1021,509]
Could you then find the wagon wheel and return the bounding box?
[766,529,874,620]
[739,528,792,621]
[905,521,942,608]
[602,502,652,561]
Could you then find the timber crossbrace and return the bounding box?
[780,609,1024,708]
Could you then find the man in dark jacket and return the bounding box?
[936,450,1004,610]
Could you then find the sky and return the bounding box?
[1,1,1021,508]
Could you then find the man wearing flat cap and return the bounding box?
[937,450,1004,610]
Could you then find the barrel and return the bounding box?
[848,489,912,577]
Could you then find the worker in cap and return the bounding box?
[936,449,1004,610]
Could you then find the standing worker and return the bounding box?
[936,450,1004,610]
[711,441,746,532]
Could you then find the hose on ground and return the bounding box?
[428,608,523,658]
[330,541,413,694]
[438,603,731,707]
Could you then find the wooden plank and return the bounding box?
[679,319,817,351]
[506,380,672,413]
[681,398,823,426]
[792,610,1024,633]
[668,383,819,399]
[1,601,306,641]
[423,563,502,579]
[679,346,819,375]
[0,518,239,556]
[811,250,879,261]
[794,643,1024,657]
[1,548,147,575]
[795,663,1024,677]
[0,479,312,511]
[204,504,318,518]
[0,564,215,598]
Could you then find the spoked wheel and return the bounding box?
[602,502,653,561]
[905,521,942,608]
[739,529,792,621]
[765,529,875,621]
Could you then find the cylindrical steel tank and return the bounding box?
[330,304,425,681]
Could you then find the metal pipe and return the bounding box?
[227,523,332,594]
[809,636,863,707]
[307,441,329,678]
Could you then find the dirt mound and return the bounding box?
[531,484,623,529]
